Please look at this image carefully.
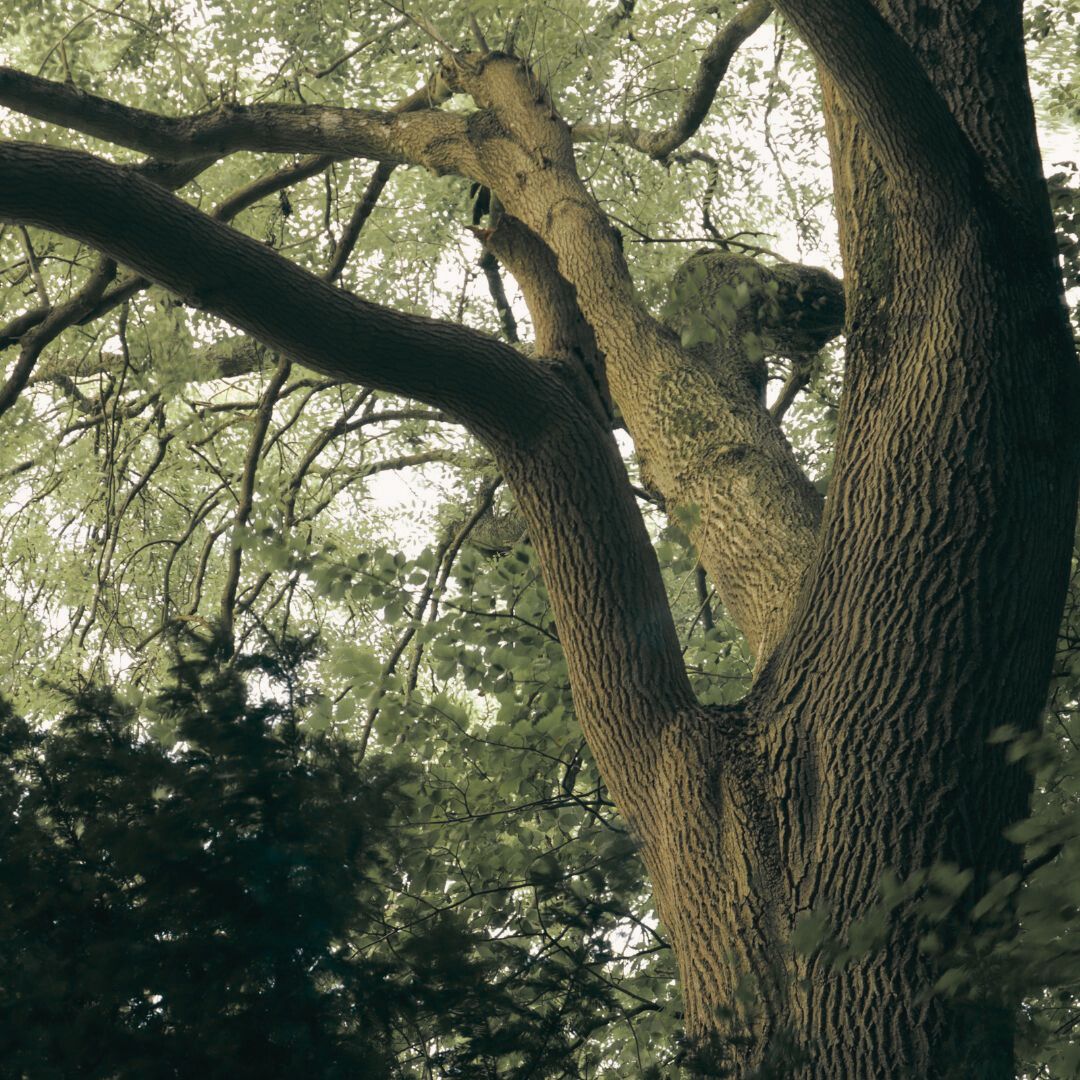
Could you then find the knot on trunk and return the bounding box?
[664,249,845,401]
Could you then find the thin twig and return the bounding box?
[219,354,292,648]
[17,226,49,304]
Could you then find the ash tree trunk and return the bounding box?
[1,0,1077,1075]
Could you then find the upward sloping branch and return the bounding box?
[572,0,773,159]
[0,143,705,834]
[2,153,332,353]
[445,54,824,662]
[0,66,469,168]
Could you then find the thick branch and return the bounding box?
[0,140,548,441]
[1,152,222,350]
[495,393,703,841]
[0,66,470,168]
[771,0,975,202]
[453,54,823,662]
[0,145,704,814]
[481,214,608,417]
[572,0,772,160]
[1,156,340,400]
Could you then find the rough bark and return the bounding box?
[443,10,1077,1077]
[477,219,799,1052]
[710,2,1077,1074]
[442,53,825,662]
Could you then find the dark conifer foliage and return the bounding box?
[0,633,653,1078]
[0,635,453,1078]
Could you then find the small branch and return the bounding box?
[478,249,519,342]
[381,1,456,57]
[281,388,371,520]
[645,0,773,159]
[327,161,395,282]
[1021,843,1063,881]
[468,14,490,54]
[211,153,335,222]
[769,367,809,422]
[503,12,524,53]
[307,18,408,79]
[404,478,502,693]
[0,257,115,418]
[220,354,292,647]
[695,564,715,632]
[607,213,784,257]
[325,73,461,281]
[17,226,49,304]
[358,478,501,760]
[571,0,772,160]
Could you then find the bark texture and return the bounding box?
[718,2,1077,1074]
[2,4,1078,1075]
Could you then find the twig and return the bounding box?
[357,478,501,760]
[328,161,396,281]
[219,354,292,649]
[16,226,49,304]
[468,14,490,53]
[0,258,115,419]
[308,18,408,79]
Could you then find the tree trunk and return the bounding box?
[634,3,1080,1074]
[2,3,1077,1075]
[489,4,1079,1075]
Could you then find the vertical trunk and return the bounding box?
[491,400,793,1072]
[456,22,1078,1073]
[479,222,800,1064]
[654,2,1080,1074]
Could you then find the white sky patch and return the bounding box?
[365,468,441,557]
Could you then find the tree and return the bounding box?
[0,1,1077,1076]
[2,632,618,1078]
[0,635,441,1078]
